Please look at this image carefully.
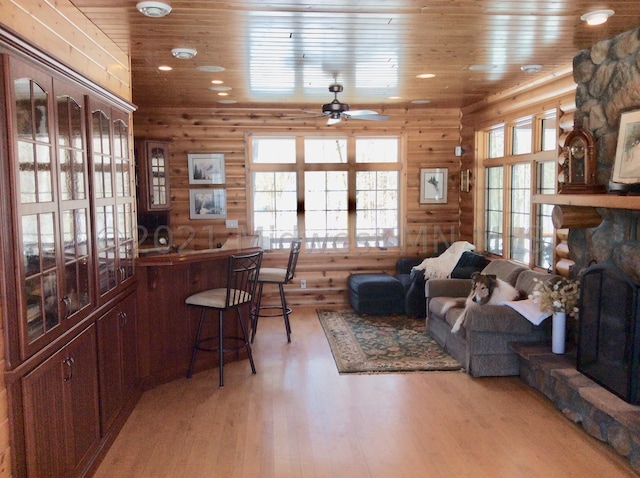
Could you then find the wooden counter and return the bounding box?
[136,245,262,389]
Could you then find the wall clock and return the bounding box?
[559,120,605,194]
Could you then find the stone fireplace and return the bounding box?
[568,28,640,355]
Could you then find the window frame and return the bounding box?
[246,133,404,252]
[477,109,559,269]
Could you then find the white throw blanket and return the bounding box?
[412,241,476,279]
[501,298,551,325]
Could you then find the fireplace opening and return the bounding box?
[577,264,640,404]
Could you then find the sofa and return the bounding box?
[395,250,488,317]
[425,259,557,377]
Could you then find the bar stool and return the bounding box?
[251,239,301,343]
[185,250,263,386]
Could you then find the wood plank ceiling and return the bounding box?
[70,1,640,112]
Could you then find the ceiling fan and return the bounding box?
[321,84,389,125]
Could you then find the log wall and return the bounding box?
[134,107,462,308]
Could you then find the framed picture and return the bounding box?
[612,109,640,184]
[189,189,227,219]
[420,168,448,203]
[188,153,225,184]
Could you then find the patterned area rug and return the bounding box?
[317,309,462,374]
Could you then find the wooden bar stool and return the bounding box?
[251,239,301,343]
[185,251,263,386]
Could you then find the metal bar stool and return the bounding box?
[185,250,263,386]
[251,239,301,343]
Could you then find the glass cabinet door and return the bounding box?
[56,86,93,321]
[136,140,171,211]
[90,101,135,303]
[14,68,61,350]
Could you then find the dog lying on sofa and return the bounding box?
[425,259,556,377]
[450,272,520,333]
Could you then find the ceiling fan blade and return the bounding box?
[327,116,342,125]
[346,109,379,116]
[344,113,389,121]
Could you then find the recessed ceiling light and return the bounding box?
[217,92,229,96]
[158,65,172,71]
[209,86,232,91]
[469,64,498,71]
[197,65,226,73]
[416,73,435,79]
[387,96,402,100]
[411,99,431,105]
[580,9,614,26]
[211,80,224,85]
[171,48,197,60]
[136,1,172,18]
[217,99,237,104]
[521,64,543,74]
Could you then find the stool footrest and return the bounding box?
[194,336,249,353]
[253,305,293,318]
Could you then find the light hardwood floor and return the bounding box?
[94,307,636,477]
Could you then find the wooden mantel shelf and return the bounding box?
[533,194,640,210]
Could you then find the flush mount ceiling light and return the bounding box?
[521,64,543,74]
[158,65,172,71]
[136,1,172,18]
[416,73,435,79]
[171,47,197,60]
[580,9,614,26]
[209,86,232,91]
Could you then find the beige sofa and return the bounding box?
[425,259,557,377]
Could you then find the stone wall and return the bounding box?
[570,27,640,275]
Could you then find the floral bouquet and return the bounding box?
[530,277,580,318]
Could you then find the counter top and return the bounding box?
[136,246,262,267]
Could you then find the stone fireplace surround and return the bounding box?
[522,26,640,474]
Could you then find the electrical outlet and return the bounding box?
[225,219,238,228]
[300,279,307,289]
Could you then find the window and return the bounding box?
[479,110,558,268]
[485,166,504,255]
[536,161,556,269]
[249,135,400,251]
[510,163,531,263]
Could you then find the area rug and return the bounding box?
[317,309,462,374]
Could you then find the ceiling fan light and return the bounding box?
[580,9,614,26]
[136,1,172,18]
[171,47,197,60]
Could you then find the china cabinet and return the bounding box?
[1,48,139,477]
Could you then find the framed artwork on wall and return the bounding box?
[612,109,640,185]
[189,189,227,219]
[188,153,225,184]
[420,168,448,204]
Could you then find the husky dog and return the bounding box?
[451,272,520,334]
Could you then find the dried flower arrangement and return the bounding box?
[530,277,580,318]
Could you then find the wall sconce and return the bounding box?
[460,169,471,193]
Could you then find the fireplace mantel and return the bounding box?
[533,194,640,210]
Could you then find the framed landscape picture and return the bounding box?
[188,153,225,184]
[189,189,227,219]
[420,168,448,204]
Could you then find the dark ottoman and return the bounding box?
[348,273,405,315]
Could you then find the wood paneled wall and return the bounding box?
[1,0,131,101]
[134,107,462,307]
